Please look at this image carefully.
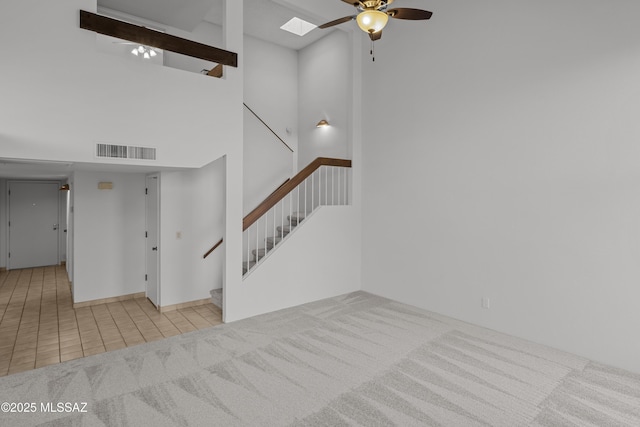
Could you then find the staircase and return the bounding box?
[242,212,305,274]
[242,157,352,277]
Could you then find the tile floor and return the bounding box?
[0,265,222,377]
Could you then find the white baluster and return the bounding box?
[246,226,250,274]
[289,191,292,237]
[297,185,300,224]
[255,218,259,270]
[325,166,328,206]
[332,166,335,206]
[312,170,315,211]
[338,167,341,205]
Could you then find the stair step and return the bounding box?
[265,237,282,249]
[210,288,222,309]
[245,212,307,273]
[288,212,306,226]
[252,248,268,261]
[242,260,256,275]
[277,224,295,237]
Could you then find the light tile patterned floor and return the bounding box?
[0,265,222,377]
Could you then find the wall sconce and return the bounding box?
[59,184,70,191]
[316,119,330,128]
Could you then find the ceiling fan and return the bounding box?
[318,0,433,42]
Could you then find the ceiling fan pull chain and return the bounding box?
[371,39,375,62]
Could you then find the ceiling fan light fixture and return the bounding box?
[356,10,388,34]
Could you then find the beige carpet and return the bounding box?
[0,291,638,426]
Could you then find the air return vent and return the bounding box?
[96,143,156,160]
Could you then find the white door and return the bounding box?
[8,181,60,269]
[145,175,160,307]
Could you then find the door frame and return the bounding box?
[7,180,61,270]
[145,174,160,307]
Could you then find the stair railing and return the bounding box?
[243,103,293,153]
[203,238,223,259]
[242,157,352,276]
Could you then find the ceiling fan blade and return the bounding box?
[369,31,382,41]
[318,15,356,29]
[387,8,433,20]
[341,0,360,5]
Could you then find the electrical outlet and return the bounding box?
[481,297,490,309]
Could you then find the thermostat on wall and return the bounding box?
[98,182,113,190]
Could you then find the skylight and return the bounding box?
[280,17,317,37]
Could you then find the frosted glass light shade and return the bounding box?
[356,10,388,34]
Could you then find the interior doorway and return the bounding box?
[145,174,160,307]
[7,181,60,269]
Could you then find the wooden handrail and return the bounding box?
[243,157,352,231]
[260,178,290,206]
[203,238,223,259]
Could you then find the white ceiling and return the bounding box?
[97,0,218,33]
[97,0,351,51]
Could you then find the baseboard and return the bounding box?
[73,292,145,309]
[159,298,211,313]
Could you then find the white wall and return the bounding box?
[0,0,244,315]
[72,171,146,303]
[224,23,364,323]
[226,206,360,321]
[159,157,225,307]
[0,0,241,169]
[221,0,246,322]
[361,0,640,373]
[298,30,351,168]
[243,35,297,214]
[244,35,298,154]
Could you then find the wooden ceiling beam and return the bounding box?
[207,64,224,78]
[79,10,237,67]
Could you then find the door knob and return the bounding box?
[152,246,158,251]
